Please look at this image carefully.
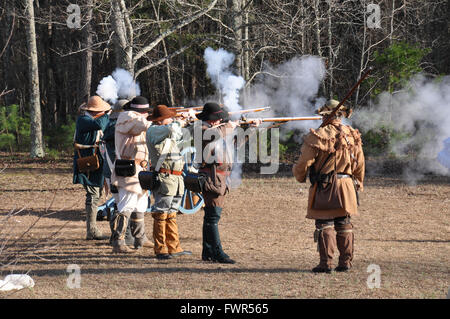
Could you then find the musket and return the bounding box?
[229,107,271,116]
[174,106,271,115]
[239,116,322,125]
[178,107,272,121]
[320,66,373,128]
[172,106,204,112]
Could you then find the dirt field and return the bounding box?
[0,154,449,300]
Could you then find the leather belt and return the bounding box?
[158,167,183,176]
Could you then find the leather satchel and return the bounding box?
[312,169,343,210]
[138,171,160,190]
[114,159,136,177]
[311,153,344,210]
[76,148,100,173]
[183,172,207,193]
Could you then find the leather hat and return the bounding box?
[149,104,177,122]
[195,102,229,121]
[80,96,111,112]
[316,99,352,118]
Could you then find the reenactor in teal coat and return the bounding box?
[73,96,111,240]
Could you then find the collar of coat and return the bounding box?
[303,119,362,153]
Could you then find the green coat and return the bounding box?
[147,121,185,196]
[73,113,110,187]
[102,118,117,179]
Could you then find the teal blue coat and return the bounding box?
[73,113,110,187]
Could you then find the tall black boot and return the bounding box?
[202,207,235,264]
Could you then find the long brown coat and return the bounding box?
[199,121,235,208]
[292,119,365,220]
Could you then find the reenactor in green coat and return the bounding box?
[146,105,193,259]
[73,96,111,240]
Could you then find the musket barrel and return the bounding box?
[229,107,271,115]
[239,116,322,125]
[260,116,322,122]
[320,66,373,128]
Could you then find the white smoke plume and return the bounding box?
[96,75,118,104]
[243,55,326,132]
[96,68,141,104]
[112,68,141,100]
[437,137,450,170]
[201,49,327,183]
[351,74,450,181]
[203,47,246,187]
[204,47,245,111]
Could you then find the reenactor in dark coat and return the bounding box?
[73,96,111,240]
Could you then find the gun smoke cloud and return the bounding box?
[96,68,141,104]
[204,47,245,112]
[351,74,450,183]
[244,55,326,128]
[201,47,450,184]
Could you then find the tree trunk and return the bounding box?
[227,0,243,76]
[111,0,133,74]
[327,0,333,99]
[313,0,322,57]
[79,0,94,106]
[0,1,16,106]
[24,0,44,158]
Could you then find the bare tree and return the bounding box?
[79,0,94,106]
[110,0,218,81]
[23,0,44,158]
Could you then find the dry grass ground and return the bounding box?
[0,156,449,300]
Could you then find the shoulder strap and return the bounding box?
[317,152,333,174]
[74,130,101,150]
[154,138,172,172]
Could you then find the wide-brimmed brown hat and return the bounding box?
[316,99,352,118]
[149,104,177,122]
[195,102,229,121]
[80,95,111,112]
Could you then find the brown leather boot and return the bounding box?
[335,223,354,272]
[312,225,336,273]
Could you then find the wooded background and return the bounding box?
[0,0,449,157]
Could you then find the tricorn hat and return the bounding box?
[124,96,152,113]
[195,102,229,121]
[80,95,111,112]
[316,99,352,118]
[149,104,177,122]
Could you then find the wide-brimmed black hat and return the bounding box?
[195,102,229,121]
[124,96,152,113]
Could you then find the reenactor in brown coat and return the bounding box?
[195,103,239,264]
[293,100,365,273]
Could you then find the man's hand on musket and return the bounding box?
[179,108,196,121]
[246,118,263,127]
